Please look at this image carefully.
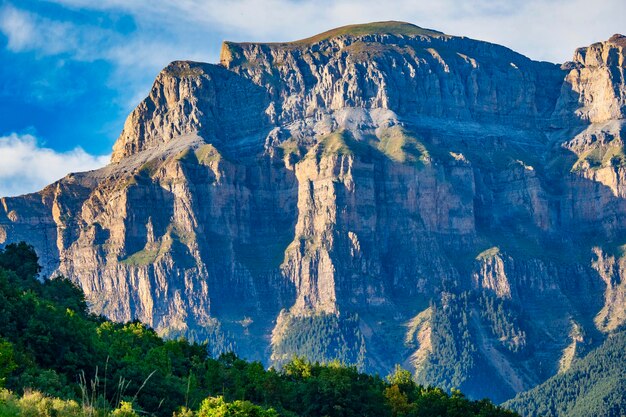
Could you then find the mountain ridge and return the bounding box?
[224,21,447,47]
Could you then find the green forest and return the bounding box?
[271,313,366,370]
[0,242,518,417]
[504,328,626,417]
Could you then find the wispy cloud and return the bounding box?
[0,133,109,197]
[42,0,625,63]
[0,5,116,59]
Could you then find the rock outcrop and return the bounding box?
[1,22,625,403]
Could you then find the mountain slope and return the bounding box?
[1,22,625,403]
[504,331,626,417]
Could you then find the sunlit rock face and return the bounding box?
[2,21,625,403]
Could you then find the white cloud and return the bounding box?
[42,0,626,63]
[0,4,36,51]
[0,133,109,197]
[0,5,114,59]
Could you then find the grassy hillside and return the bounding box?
[504,331,626,417]
[291,21,445,45]
[0,242,517,417]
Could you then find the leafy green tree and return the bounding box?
[0,339,16,388]
[387,365,413,388]
[0,242,41,281]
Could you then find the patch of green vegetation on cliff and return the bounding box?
[163,63,205,78]
[320,131,369,157]
[119,245,159,266]
[277,137,302,161]
[320,131,353,156]
[167,222,197,246]
[115,158,163,191]
[376,126,431,166]
[304,127,440,167]
[194,144,223,165]
[271,312,367,371]
[172,144,225,168]
[291,21,444,45]
[173,147,193,162]
[572,143,626,171]
[139,157,162,177]
[343,41,393,60]
[119,223,197,267]
[504,331,626,417]
[0,242,517,417]
[304,130,374,163]
[476,246,500,260]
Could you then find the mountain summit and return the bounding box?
[1,23,625,404]
[261,21,446,43]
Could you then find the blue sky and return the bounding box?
[0,0,624,196]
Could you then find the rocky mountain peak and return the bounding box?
[608,33,626,47]
[115,22,570,164]
[571,33,626,66]
[110,59,271,163]
[292,20,445,41]
[562,34,625,123]
[220,21,446,58]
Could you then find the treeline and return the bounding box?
[0,242,518,417]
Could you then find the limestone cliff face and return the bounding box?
[220,30,562,129]
[1,22,626,403]
[111,62,272,162]
[556,34,626,124]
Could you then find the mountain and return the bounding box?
[1,21,625,403]
[504,331,626,417]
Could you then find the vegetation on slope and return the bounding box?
[291,21,445,45]
[414,292,529,404]
[375,126,431,166]
[305,127,432,167]
[271,313,366,370]
[571,142,626,171]
[504,331,626,417]
[0,242,517,417]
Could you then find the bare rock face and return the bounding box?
[2,21,626,402]
[556,34,626,123]
[111,62,272,162]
